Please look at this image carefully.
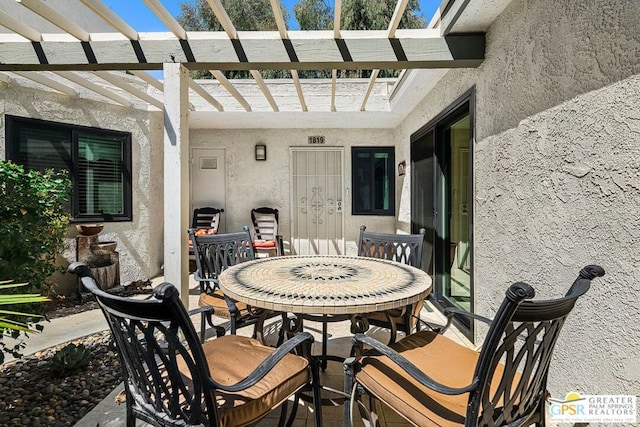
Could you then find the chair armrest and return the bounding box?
[275,234,284,256]
[440,307,492,333]
[189,305,213,317]
[346,333,478,396]
[208,331,315,393]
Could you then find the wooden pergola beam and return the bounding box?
[210,70,251,111]
[188,79,224,111]
[55,71,132,106]
[17,0,91,42]
[79,0,139,41]
[93,71,163,109]
[12,71,78,96]
[0,10,42,41]
[0,31,484,71]
[142,0,188,40]
[250,70,279,112]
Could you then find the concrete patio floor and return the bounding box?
[22,274,472,426]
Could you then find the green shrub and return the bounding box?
[49,343,91,378]
[0,160,71,293]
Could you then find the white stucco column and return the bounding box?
[163,63,190,308]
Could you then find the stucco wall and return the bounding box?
[189,128,397,255]
[0,85,165,292]
[395,0,640,398]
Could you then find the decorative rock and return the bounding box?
[0,330,123,426]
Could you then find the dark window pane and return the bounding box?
[351,147,395,216]
[6,116,132,222]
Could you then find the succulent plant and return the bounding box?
[49,343,91,378]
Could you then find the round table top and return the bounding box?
[218,255,432,315]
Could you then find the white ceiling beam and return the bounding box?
[249,70,279,112]
[360,69,380,111]
[188,79,224,111]
[333,0,342,38]
[0,10,41,41]
[55,71,132,106]
[0,72,12,84]
[78,0,139,41]
[439,0,472,34]
[331,69,337,112]
[269,0,289,39]
[142,0,188,40]
[361,0,409,111]
[291,70,307,112]
[129,70,163,91]
[12,71,78,96]
[388,0,410,38]
[93,71,163,109]
[17,0,91,42]
[209,70,251,111]
[0,31,485,71]
[129,70,196,111]
[205,0,238,39]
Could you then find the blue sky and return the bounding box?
[102,0,439,32]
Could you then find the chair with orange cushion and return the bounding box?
[250,207,283,256]
[343,265,605,427]
[69,262,322,427]
[189,226,280,342]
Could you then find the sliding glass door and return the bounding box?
[411,91,473,336]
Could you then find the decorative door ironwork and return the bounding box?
[290,148,344,255]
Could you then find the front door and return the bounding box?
[290,148,345,255]
[190,148,226,232]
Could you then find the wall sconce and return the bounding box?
[255,143,267,161]
[397,160,406,176]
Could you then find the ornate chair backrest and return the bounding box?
[357,225,426,268]
[192,207,224,231]
[250,207,279,241]
[468,265,605,426]
[189,227,255,294]
[69,262,220,426]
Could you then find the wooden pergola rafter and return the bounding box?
[0,0,483,113]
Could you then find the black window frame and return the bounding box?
[351,146,395,216]
[5,115,133,223]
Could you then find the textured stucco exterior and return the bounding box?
[395,0,640,398]
[0,83,165,292]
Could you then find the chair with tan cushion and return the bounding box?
[70,262,322,427]
[189,226,278,342]
[357,225,427,344]
[343,265,605,427]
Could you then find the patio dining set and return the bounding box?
[69,218,604,427]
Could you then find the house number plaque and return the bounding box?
[308,135,325,144]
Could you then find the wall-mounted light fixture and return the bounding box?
[397,160,406,176]
[255,143,267,161]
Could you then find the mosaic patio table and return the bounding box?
[218,255,432,370]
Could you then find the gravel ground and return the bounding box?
[0,330,123,427]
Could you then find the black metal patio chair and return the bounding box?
[191,206,224,231]
[189,226,280,342]
[357,225,427,344]
[69,262,322,427]
[343,264,604,427]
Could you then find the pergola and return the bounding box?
[0,0,505,304]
